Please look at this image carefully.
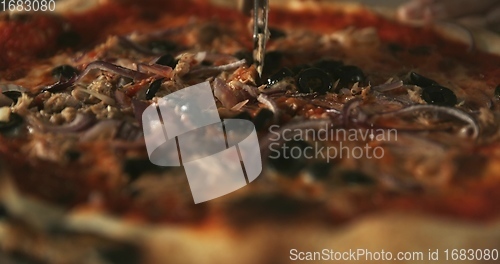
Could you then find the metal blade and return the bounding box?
[253,0,269,78]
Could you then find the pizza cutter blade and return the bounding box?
[252,0,269,77]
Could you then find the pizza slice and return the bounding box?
[0,0,499,263]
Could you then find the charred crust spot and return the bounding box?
[408,46,432,56]
[253,108,274,131]
[148,40,178,54]
[122,157,171,181]
[387,43,404,53]
[0,141,123,207]
[0,252,45,264]
[57,31,81,48]
[5,13,33,22]
[225,194,328,226]
[437,58,457,72]
[140,11,161,22]
[65,150,82,162]
[110,190,209,224]
[0,204,8,219]
[98,244,142,264]
[307,162,332,180]
[454,154,487,179]
[340,170,375,186]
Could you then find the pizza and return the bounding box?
[0,0,500,263]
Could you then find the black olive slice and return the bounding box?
[297,68,333,94]
[333,65,366,87]
[155,54,178,68]
[262,51,283,75]
[145,78,165,100]
[409,72,439,87]
[148,40,178,53]
[0,113,23,133]
[421,85,457,107]
[267,67,294,87]
[253,108,274,131]
[51,65,79,81]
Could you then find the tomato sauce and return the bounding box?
[0,15,63,72]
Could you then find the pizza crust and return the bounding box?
[2,168,500,264]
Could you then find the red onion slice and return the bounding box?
[116,121,144,141]
[115,90,131,108]
[373,80,404,92]
[118,36,156,56]
[73,88,116,106]
[374,105,480,139]
[257,94,279,116]
[78,61,150,82]
[137,63,173,78]
[80,119,121,142]
[0,93,13,107]
[132,99,151,126]
[42,75,78,93]
[189,59,246,76]
[342,98,362,127]
[213,78,240,108]
[43,113,96,133]
[231,100,249,111]
[233,81,259,98]
[260,85,288,95]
